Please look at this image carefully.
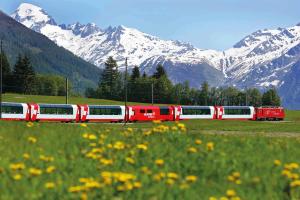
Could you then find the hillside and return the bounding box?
[0,10,101,92]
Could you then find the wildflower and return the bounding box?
[180,182,189,189]
[127,127,133,132]
[136,144,148,151]
[141,166,151,174]
[155,159,164,166]
[13,174,22,180]
[10,163,26,171]
[227,175,235,182]
[23,153,30,160]
[235,179,242,185]
[113,141,125,150]
[28,136,37,144]
[167,172,179,179]
[185,175,197,183]
[133,181,142,188]
[206,142,214,151]
[274,159,281,166]
[81,193,88,200]
[68,186,84,193]
[29,168,42,176]
[45,182,55,189]
[26,122,34,128]
[166,178,175,185]
[46,166,56,173]
[171,126,178,131]
[220,197,229,200]
[209,197,217,200]
[226,189,236,197]
[195,139,202,145]
[125,157,135,164]
[100,158,113,165]
[232,172,240,178]
[187,147,197,153]
[40,155,54,162]
[88,134,97,140]
[80,123,87,128]
[290,180,300,187]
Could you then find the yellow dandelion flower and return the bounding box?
[68,185,84,193]
[220,197,229,200]
[166,178,175,185]
[195,139,202,145]
[226,189,236,197]
[227,175,235,182]
[209,197,217,200]
[133,181,142,188]
[155,159,164,166]
[206,142,214,151]
[179,182,189,189]
[100,158,113,165]
[80,123,87,128]
[235,179,242,185]
[185,175,197,183]
[187,147,197,153]
[127,127,133,132]
[290,180,300,187]
[113,141,125,150]
[13,174,22,180]
[46,166,56,173]
[141,166,151,174]
[88,134,97,140]
[23,153,30,160]
[171,126,178,131]
[10,163,26,171]
[274,159,281,166]
[125,157,135,164]
[233,172,240,178]
[26,122,34,128]
[45,182,55,189]
[167,172,179,179]
[231,197,241,200]
[80,193,88,200]
[136,144,148,151]
[28,136,37,144]
[29,168,42,176]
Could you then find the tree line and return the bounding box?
[86,56,281,106]
[1,51,70,96]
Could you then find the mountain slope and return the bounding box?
[11,3,300,109]
[0,10,101,92]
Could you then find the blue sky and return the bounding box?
[1,0,300,50]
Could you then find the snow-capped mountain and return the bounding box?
[10,3,300,108]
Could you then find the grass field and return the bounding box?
[1,94,300,199]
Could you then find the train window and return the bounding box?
[182,108,211,115]
[224,108,250,115]
[40,106,73,115]
[140,109,145,113]
[147,110,153,113]
[160,108,170,115]
[1,105,23,114]
[89,107,121,115]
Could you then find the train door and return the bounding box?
[216,107,224,120]
[80,105,88,122]
[173,106,181,121]
[29,104,38,121]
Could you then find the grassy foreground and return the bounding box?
[1,119,300,200]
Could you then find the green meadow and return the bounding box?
[1,93,300,199]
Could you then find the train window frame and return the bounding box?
[39,105,73,115]
[182,107,211,115]
[89,107,122,115]
[1,104,23,114]
[224,108,251,115]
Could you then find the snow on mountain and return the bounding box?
[11,3,222,74]
[11,3,56,32]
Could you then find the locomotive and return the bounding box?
[0,102,285,122]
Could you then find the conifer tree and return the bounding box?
[152,64,166,79]
[0,51,11,92]
[262,88,281,106]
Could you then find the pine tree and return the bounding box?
[0,51,11,92]
[262,88,281,106]
[131,66,140,81]
[12,55,36,94]
[98,56,120,99]
[152,64,166,79]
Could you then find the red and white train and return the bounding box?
[0,102,285,122]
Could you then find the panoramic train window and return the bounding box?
[160,107,170,115]
[2,105,23,114]
[182,108,211,115]
[40,106,73,115]
[89,107,122,115]
[147,110,153,113]
[224,108,251,115]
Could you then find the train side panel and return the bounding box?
[255,107,285,121]
[34,104,79,122]
[81,105,125,122]
[179,106,215,120]
[216,106,255,120]
[0,102,30,121]
[127,106,174,122]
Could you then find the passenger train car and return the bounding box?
[80,105,125,122]
[0,102,30,121]
[0,103,285,122]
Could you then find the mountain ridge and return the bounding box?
[10,3,300,109]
